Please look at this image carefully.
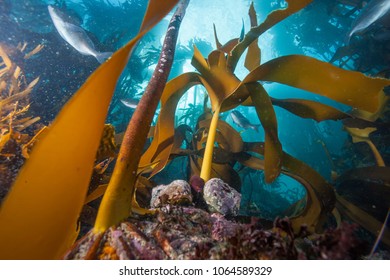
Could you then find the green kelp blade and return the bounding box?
[0,0,179,260]
[243,55,390,113]
[248,83,282,183]
[228,0,313,71]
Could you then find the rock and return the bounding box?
[203,178,241,216]
[150,180,192,208]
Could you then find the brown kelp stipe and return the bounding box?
[94,0,190,232]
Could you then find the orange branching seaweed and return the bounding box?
[0,43,41,130]
[0,43,42,193]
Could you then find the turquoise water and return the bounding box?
[1,0,389,220]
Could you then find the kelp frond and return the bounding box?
[94,0,189,232]
[0,0,180,259]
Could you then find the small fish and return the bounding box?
[120,98,139,109]
[347,0,390,43]
[48,5,112,63]
[230,110,260,132]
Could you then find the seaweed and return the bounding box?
[93,0,190,233]
[0,0,389,259]
[138,0,389,235]
[0,0,181,259]
[0,42,42,201]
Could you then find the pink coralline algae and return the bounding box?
[203,178,241,216]
[65,179,367,260]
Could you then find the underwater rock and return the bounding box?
[210,213,240,241]
[150,180,192,208]
[65,204,368,260]
[203,178,241,216]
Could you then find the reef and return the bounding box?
[65,178,372,260]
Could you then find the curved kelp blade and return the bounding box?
[0,0,179,260]
[213,24,240,55]
[139,72,201,175]
[271,97,352,121]
[228,0,313,71]
[335,167,390,222]
[336,194,390,247]
[282,152,335,232]
[243,55,390,113]
[239,142,335,233]
[248,83,282,183]
[244,2,261,71]
[191,47,247,112]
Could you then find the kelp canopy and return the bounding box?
[0,0,389,259]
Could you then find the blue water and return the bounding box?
[1,0,388,219]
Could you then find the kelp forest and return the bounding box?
[0,0,389,260]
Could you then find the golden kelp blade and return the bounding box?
[238,142,334,233]
[248,83,282,183]
[228,0,313,70]
[243,55,390,113]
[0,0,179,260]
[270,97,351,121]
[336,194,390,247]
[244,2,261,71]
[139,72,201,175]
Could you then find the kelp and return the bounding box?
[0,0,180,259]
[335,166,390,241]
[94,0,189,232]
[344,125,385,167]
[142,0,390,185]
[1,0,389,259]
[236,142,334,233]
[336,194,390,247]
[135,0,390,237]
[143,102,333,232]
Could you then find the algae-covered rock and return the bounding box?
[203,178,241,216]
[150,180,192,208]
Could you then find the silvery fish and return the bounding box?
[230,110,260,132]
[48,5,112,63]
[347,0,390,43]
[120,98,139,109]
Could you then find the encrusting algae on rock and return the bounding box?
[64,178,368,260]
